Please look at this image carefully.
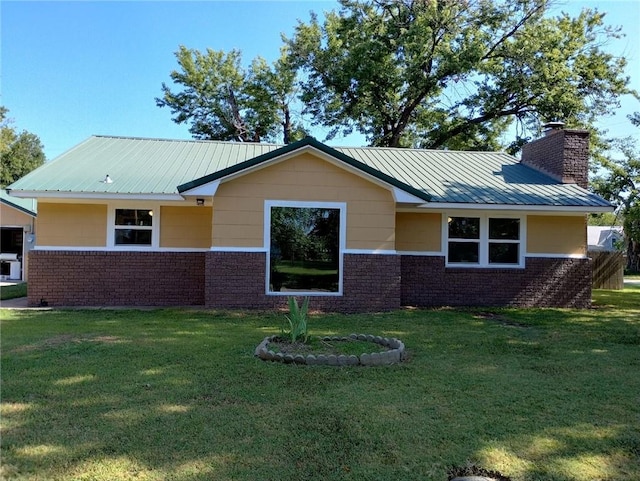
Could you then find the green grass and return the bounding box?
[1,283,27,300]
[270,336,387,356]
[1,287,639,481]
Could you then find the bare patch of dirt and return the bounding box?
[448,463,512,481]
[473,311,529,329]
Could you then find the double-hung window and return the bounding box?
[447,217,480,263]
[114,209,153,246]
[487,218,521,265]
[446,215,523,267]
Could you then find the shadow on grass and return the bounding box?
[1,306,639,480]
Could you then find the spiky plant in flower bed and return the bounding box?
[282,296,310,344]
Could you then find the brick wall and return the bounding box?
[401,255,592,308]
[28,251,205,307]
[205,252,269,309]
[26,250,591,310]
[205,252,400,312]
[521,129,589,189]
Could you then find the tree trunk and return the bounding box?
[627,239,640,273]
[282,106,291,145]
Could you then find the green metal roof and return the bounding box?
[0,189,37,216]
[7,135,612,209]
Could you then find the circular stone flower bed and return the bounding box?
[255,334,406,366]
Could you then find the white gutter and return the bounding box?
[416,202,614,213]
[6,190,185,201]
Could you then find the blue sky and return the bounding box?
[2,0,639,160]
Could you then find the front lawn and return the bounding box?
[1,286,639,481]
[1,282,27,300]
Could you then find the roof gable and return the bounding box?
[177,136,432,203]
[0,190,37,217]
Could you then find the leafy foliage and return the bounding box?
[588,212,621,227]
[283,296,310,343]
[285,0,634,150]
[156,46,305,143]
[158,2,635,153]
[0,107,46,187]
[591,124,640,271]
[271,207,339,264]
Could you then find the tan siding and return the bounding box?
[37,203,107,246]
[213,153,396,250]
[527,215,586,255]
[0,204,34,226]
[160,206,212,248]
[395,212,442,252]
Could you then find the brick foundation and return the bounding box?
[401,255,592,308]
[205,251,400,312]
[26,251,591,310]
[27,251,205,307]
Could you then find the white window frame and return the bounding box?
[265,200,346,296]
[444,213,525,268]
[107,203,160,250]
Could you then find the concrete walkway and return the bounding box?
[1,296,30,309]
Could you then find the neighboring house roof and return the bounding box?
[0,189,37,217]
[7,135,612,211]
[587,226,623,251]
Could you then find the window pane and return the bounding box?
[448,242,479,263]
[116,209,153,227]
[448,217,479,239]
[489,218,519,240]
[115,229,152,245]
[489,243,519,264]
[270,207,340,293]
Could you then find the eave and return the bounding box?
[0,198,37,217]
[415,202,614,213]
[6,190,184,202]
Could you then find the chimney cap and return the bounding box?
[543,121,565,133]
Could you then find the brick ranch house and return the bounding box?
[7,125,612,311]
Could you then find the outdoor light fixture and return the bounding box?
[196,198,205,206]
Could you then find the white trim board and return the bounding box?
[418,202,613,213]
[33,246,209,252]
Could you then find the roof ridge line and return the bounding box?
[336,145,509,154]
[92,134,286,147]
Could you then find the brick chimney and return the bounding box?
[521,123,590,189]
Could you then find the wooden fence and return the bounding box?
[589,250,625,290]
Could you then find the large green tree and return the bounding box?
[0,107,46,187]
[591,119,640,272]
[156,46,304,144]
[286,0,634,150]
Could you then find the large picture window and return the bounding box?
[114,209,153,246]
[447,215,523,267]
[267,203,343,295]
